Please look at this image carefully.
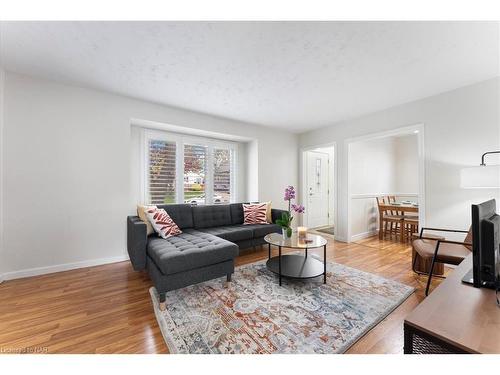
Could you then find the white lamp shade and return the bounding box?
[460,165,500,189]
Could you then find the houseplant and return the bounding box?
[275,185,305,239]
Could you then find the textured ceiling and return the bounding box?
[1,21,498,132]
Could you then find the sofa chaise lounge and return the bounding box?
[127,203,285,310]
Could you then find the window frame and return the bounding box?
[143,129,238,205]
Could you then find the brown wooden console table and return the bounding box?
[404,255,500,353]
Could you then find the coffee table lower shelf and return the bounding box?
[266,254,326,285]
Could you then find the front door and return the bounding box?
[306,151,330,228]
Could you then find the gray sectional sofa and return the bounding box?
[127,203,285,309]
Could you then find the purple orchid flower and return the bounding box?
[284,185,296,201]
[278,186,305,235]
[292,204,305,214]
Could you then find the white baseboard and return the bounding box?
[333,235,347,243]
[0,254,130,282]
[350,230,379,242]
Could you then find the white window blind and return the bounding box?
[144,130,237,205]
[183,144,208,204]
[148,139,176,205]
[213,148,232,204]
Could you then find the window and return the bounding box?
[213,148,232,204]
[144,130,237,205]
[183,144,207,204]
[148,139,176,205]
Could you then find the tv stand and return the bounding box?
[461,268,474,285]
[461,268,497,289]
[404,255,500,354]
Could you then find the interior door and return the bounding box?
[306,151,330,228]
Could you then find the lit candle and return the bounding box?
[297,226,307,241]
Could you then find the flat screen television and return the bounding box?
[462,199,500,289]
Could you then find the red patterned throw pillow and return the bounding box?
[243,203,268,225]
[145,208,182,239]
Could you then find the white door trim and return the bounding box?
[345,123,426,243]
[300,142,337,230]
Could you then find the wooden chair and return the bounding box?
[376,196,405,240]
[405,217,419,241]
[388,196,419,242]
[387,195,418,242]
[411,232,445,277]
[412,227,472,296]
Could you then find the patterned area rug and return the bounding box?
[150,260,414,354]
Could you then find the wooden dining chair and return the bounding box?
[390,196,419,241]
[376,196,405,239]
[387,196,403,215]
[405,217,419,240]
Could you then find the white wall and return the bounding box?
[348,135,419,239]
[349,136,396,239]
[394,134,419,193]
[300,78,500,242]
[349,137,397,195]
[350,134,418,195]
[1,72,298,279]
[246,140,259,201]
[0,69,5,281]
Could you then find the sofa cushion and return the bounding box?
[205,223,281,240]
[197,225,254,242]
[147,229,238,275]
[229,203,245,225]
[157,204,193,229]
[243,223,282,238]
[192,205,232,229]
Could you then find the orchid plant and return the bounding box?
[275,185,305,238]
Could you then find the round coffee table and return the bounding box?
[264,232,328,286]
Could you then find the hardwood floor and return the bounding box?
[0,235,447,354]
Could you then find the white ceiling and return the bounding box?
[1,21,498,132]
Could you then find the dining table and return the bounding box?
[378,202,419,242]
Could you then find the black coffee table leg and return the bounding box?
[323,244,327,284]
[268,243,271,259]
[279,246,282,286]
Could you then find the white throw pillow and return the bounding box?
[137,204,157,235]
[145,208,182,239]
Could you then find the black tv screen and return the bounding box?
[465,199,500,288]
